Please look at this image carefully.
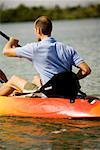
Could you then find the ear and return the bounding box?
[38,27,42,35]
[35,27,41,35]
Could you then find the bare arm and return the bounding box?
[3,37,19,57]
[76,62,91,80]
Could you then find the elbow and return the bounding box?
[2,49,9,56]
[77,63,92,80]
[2,48,7,56]
[3,48,14,57]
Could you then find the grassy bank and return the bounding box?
[0,4,100,23]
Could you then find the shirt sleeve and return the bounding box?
[15,43,37,61]
[70,47,84,67]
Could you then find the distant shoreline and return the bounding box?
[0,4,100,23]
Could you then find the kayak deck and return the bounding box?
[0,96,100,118]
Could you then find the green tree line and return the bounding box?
[0,4,100,23]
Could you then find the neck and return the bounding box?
[40,34,50,41]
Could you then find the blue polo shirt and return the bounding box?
[15,37,84,84]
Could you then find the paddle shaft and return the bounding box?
[0,31,21,47]
[0,31,20,83]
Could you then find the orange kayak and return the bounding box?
[0,96,100,118]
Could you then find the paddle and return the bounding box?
[0,69,8,83]
[0,31,21,47]
[0,31,21,81]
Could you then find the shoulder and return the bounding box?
[56,41,75,54]
[16,42,39,52]
[15,42,39,58]
[25,42,39,49]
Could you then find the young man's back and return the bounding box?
[15,37,84,84]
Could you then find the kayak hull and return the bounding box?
[0,96,100,118]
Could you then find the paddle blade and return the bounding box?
[0,69,8,83]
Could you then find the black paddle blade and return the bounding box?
[0,69,8,83]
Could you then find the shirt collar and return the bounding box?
[41,37,56,42]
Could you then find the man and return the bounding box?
[0,16,91,96]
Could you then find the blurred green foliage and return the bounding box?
[0,4,100,23]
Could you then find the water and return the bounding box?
[0,117,100,149]
[0,19,100,149]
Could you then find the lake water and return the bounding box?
[0,19,100,149]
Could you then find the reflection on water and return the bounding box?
[0,117,100,149]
